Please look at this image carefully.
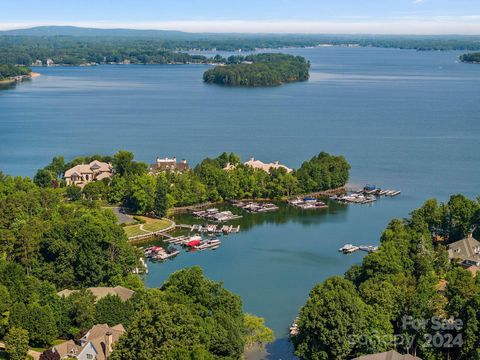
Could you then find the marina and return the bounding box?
[192,208,243,222]
[232,201,280,213]
[287,197,328,210]
[143,234,225,262]
[330,185,401,205]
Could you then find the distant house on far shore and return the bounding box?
[149,156,189,173]
[64,160,113,187]
[353,350,422,360]
[447,233,480,267]
[57,286,134,303]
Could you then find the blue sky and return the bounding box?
[1,0,480,34]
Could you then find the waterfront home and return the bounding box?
[353,350,422,360]
[64,160,113,187]
[149,156,189,173]
[50,324,124,359]
[57,286,134,303]
[447,233,480,267]
[224,157,293,173]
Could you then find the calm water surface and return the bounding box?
[1,47,479,358]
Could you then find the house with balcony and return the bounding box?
[149,156,189,173]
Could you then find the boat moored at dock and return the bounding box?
[195,239,221,250]
[288,197,328,210]
[193,208,243,222]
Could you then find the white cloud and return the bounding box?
[1,17,480,35]
[413,0,424,4]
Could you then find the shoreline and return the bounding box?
[167,187,346,215]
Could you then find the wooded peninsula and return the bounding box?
[0,64,31,82]
[203,53,310,87]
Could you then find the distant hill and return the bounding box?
[0,26,191,38]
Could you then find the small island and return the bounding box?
[203,53,310,87]
[460,52,480,64]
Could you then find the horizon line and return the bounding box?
[1,19,480,36]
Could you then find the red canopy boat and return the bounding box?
[186,239,201,247]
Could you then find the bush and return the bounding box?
[4,327,29,360]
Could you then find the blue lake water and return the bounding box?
[1,46,479,358]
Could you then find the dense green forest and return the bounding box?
[0,36,210,66]
[203,53,310,86]
[1,32,480,66]
[293,195,480,360]
[0,64,30,80]
[460,52,480,63]
[35,151,349,216]
[0,171,273,358]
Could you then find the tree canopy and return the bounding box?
[111,267,273,360]
[0,64,30,80]
[203,53,310,87]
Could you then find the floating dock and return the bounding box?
[288,197,328,209]
[331,185,401,205]
[190,224,240,234]
[192,208,242,222]
[339,244,379,254]
[232,201,279,213]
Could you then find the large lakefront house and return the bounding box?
[64,160,113,187]
[447,233,480,267]
[149,156,189,173]
[49,324,125,360]
[224,157,293,173]
[57,286,135,303]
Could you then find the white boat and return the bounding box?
[338,244,359,253]
[288,199,303,205]
[153,249,180,261]
[388,190,401,197]
[195,239,221,250]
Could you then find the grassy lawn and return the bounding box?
[142,219,171,232]
[124,225,149,238]
[124,217,172,239]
